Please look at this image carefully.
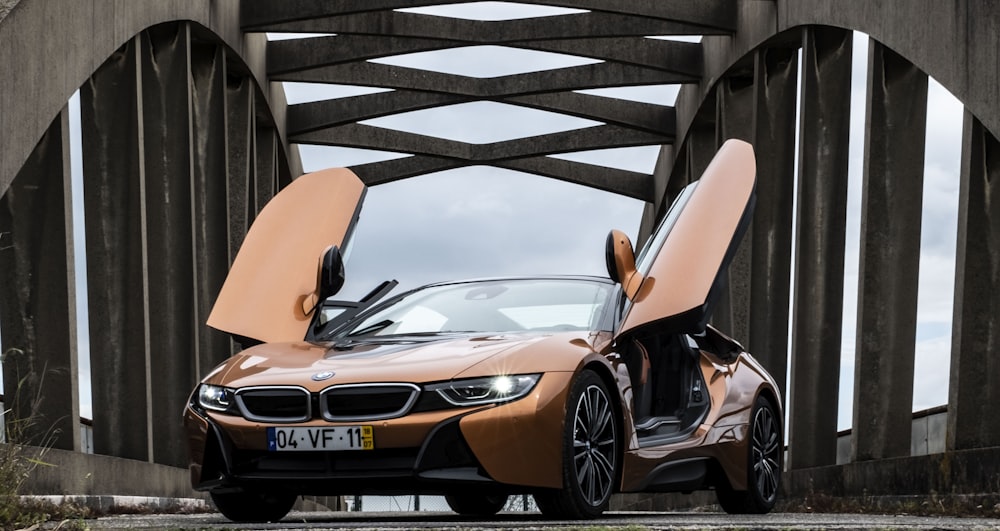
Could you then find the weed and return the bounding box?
[0,348,61,530]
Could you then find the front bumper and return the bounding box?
[184,371,573,494]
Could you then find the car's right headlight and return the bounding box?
[195,383,237,413]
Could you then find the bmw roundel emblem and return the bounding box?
[312,371,335,381]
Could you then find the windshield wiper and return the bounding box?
[307,280,399,342]
[347,319,395,337]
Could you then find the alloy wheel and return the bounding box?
[572,384,617,506]
[751,404,780,503]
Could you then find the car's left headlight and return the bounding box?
[426,374,541,406]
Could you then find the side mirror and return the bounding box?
[605,229,643,300]
[318,244,346,301]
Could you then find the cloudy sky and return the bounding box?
[2,5,964,433]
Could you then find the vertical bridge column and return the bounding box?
[714,75,754,343]
[788,26,853,469]
[948,112,1000,450]
[637,145,673,244]
[140,23,197,468]
[0,108,81,451]
[748,45,798,400]
[852,41,927,461]
[191,40,235,375]
[82,36,152,462]
[225,76,253,266]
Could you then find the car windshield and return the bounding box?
[334,279,612,338]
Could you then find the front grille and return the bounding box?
[235,386,311,422]
[320,384,420,421]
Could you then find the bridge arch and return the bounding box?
[0,0,997,506]
[0,0,298,468]
[659,0,999,501]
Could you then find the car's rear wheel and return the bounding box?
[444,494,508,515]
[716,395,781,514]
[210,490,296,523]
[535,370,619,519]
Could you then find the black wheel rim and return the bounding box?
[751,405,780,503]
[572,384,616,506]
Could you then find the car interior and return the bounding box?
[623,332,710,446]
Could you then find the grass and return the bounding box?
[0,349,67,530]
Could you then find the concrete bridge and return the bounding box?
[1,0,998,504]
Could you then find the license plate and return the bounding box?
[266,426,373,451]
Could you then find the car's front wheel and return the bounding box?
[535,370,619,519]
[444,494,508,515]
[210,490,296,523]
[716,395,782,514]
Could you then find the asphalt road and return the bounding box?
[82,510,1000,530]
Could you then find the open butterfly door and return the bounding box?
[207,168,366,344]
[614,139,756,338]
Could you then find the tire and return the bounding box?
[210,490,296,523]
[444,494,508,516]
[535,370,619,519]
[716,395,782,514]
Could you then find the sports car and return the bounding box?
[183,139,782,522]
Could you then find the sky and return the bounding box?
[0,5,965,433]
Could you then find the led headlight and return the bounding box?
[427,374,541,406]
[197,384,235,413]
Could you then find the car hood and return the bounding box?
[208,331,599,390]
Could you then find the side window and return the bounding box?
[634,182,699,276]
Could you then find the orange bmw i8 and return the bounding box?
[183,139,782,522]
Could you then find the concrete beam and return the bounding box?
[712,75,754,344]
[81,37,151,463]
[518,38,701,76]
[851,42,927,462]
[350,155,654,201]
[254,124,278,214]
[787,27,853,469]
[523,0,736,30]
[747,46,798,400]
[225,76,253,264]
[349,156,463,186]
[784,446,1000,498]
[506,93,676,136]
[242,0,735,30]
[496,156,654,202]
[268,34,701,77]
[247,9,731,38]
[190,42,234,375]
[288,90,674,138]
[778,0,1000,143]
[0,107,81,452]
[947,111,1000,451]
[670,120,716,207]
[287,91,463,135]
[138,24,197,468]
[0,0,292,210]
[671,0,778,154]
[274,61,696,96]
[267,34,452,76]
[294,123,670,162]
[636,144,674,244]
[22,446,196,498]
